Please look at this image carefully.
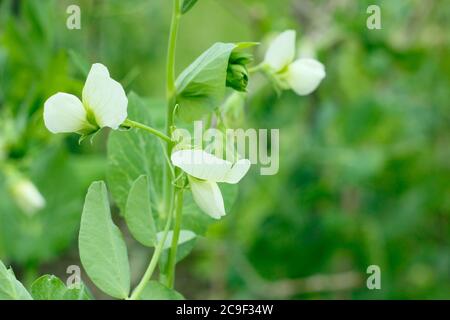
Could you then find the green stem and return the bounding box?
[164,0,181,215]
[166,188,184,288]
[166,0,181,101]
[163,0,181,262]
[128,209,173,300]
[124,119,173,144]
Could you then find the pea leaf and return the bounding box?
[0,260,32,300]
[175,42,237,121]
[107,92,164,216]
[79,181,130,299]
[140,281,184,300]
[156,230,196,250]
[30,275,91,300]
[181,0,199,14]
[125,175,157,247]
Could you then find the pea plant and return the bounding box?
[0,0,325,300]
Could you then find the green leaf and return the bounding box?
[79,181,130,299]
[157,230,196,250]
[125,175,157,247]
[181,0,199,14]
[30,275,91,300]
[0,260,32,300]
[107,93,164,216]
[62,284,92,300]
[31,275,65,300]
[175,42,237,121]
[140,281,184,300]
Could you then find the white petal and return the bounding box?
[171,149,232,182]
[285,58,326,96]
[189,178,226,219]
[43,93,87,133]
[172,150,251,183]
[82,63,128,129]
[264,30,296,72]
[223,159,251,184]
[86,63,110,79]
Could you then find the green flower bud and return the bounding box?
[226,52,253,92]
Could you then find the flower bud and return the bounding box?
[226,52,252,92]
[10,179,46,215]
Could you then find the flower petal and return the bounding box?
[223,159,251,184]
[189,177,226,219]
[82,63,128,129]
[171,149,232,182]
[264,30,296,72]
[43,92,87,133]
[285,58,326,96]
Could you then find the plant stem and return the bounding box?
[123,119,173,144]
[128,209,173,300]
[166,187,184,288]
[164,0,181,215]
[161,0,181,286]
[166,0,181,101]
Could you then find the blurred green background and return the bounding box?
[0,0,449,299]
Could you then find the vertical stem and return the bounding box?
[164,0,181,217]
[167,188,184,288]
[161,0,181,286]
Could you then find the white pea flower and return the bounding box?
[171,149,251,219]
[263,30,326,96]
[44,63,128,135]
[10,179,46,215]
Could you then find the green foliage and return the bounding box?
[79,181,130,299]
[0,0,448,301]
[125,175,158,247]
[30,275,91,300]
[107,93,164,215]
[140,281,184,300]
[0,260,32,300]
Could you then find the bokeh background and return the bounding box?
[0,0,449,299]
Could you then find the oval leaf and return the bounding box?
[125,175,157,247]
[79,181,130,299]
